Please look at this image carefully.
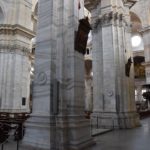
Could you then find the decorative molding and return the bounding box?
[0,44,31,56]
[92,11,124,29]
[84,0,101,11]
[140,26,150,34]
[142,61,150,67]
[106,90,114,97]
[35,72,47,85]
[0,24,35,39]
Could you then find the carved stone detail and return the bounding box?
[0,44,31,56]
[92,12,124,29]
[0,24,35,39]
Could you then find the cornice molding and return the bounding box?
[0,24,35,39]
[140,26,150,34]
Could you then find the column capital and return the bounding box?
[92,11,125,29]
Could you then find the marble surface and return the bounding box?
[23,0,94,149]
[2,117,150,150]
[91,0,140,130]
[87,118,149,150]
[0,0,33,112]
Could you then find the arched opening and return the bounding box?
[130,12,142,33]
[130,12,144,51]
[32,3,38,33]
[130,12,146,114]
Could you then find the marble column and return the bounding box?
[91,0,140,129]
[22,0,94,150]
[0,0,34,113]
[141,27,150,83]
[85,76,93,112]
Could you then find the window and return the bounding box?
[131,35,142,47]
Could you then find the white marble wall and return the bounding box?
[0,0,34,112]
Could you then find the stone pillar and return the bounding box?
[0,0,34,113]
[22,0,94,150]
[91,0,140,129]
[85,59,93,113]
[85,76,93,112]
[141,27,150,83]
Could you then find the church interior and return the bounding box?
[0,0,150,150]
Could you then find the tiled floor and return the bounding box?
[1,117,150,150]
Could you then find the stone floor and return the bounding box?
[1,117,150,150]
[87,117,150,150]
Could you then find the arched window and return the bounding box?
[130,12,144,51]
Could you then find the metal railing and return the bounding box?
[0,122,24,150]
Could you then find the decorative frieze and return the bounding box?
[0,44,31,56]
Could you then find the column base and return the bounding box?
[56,115,95,150]
[92,112,140,129]
[22,114,95,150]
[22,114,55,150]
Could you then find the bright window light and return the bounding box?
[131,36,142,47]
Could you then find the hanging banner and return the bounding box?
[75,17,91,55]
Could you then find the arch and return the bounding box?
[130,11,142,33]
[130,12,144,51]
[32,0,38,13]
[32,1,38,32]
[34,3,38,16]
